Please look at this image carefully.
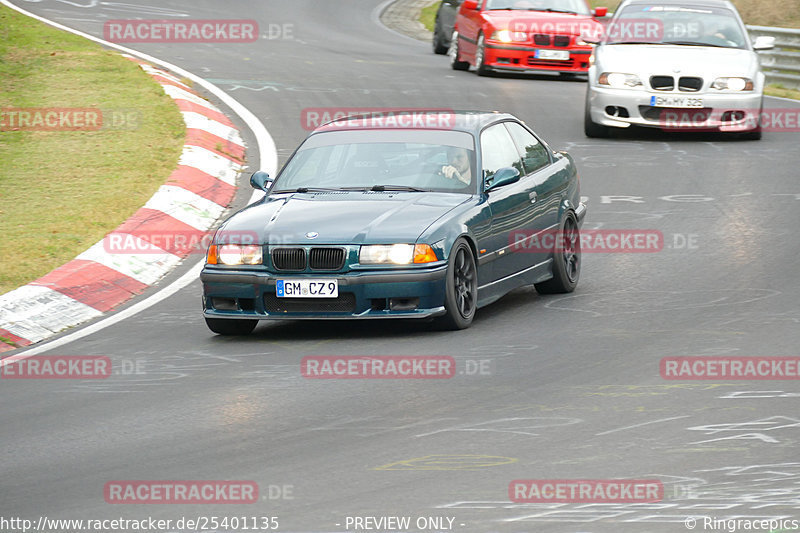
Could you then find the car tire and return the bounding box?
[437,238,478,330]
[433,20,449,54]
[205,317,258,336]
[535,211,581,294]
[475,33,491,76]
[584,101,611,138]
[449,31,470,71]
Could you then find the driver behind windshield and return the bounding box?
[704,21,743,47]
[440,147,472,185]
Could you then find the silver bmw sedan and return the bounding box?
[584,0,774,139]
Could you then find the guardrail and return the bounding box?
[747,25,800,89]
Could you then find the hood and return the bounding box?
[596,44,759,78]
[482,10,602,35]
[218,192,471,245]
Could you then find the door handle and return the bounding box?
[529,191,538,204]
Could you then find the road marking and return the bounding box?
[416,417,582,438]
[595,415,690,436]
[8,262,203,358]
[374,454,517,471]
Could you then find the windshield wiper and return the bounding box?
[490,7,578,12]
[370,185,427,192]
[273,185,427,193]
[663,41,732,48]
[273,187,354,193]
[608,41,667,45]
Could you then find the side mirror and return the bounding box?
[593,6,608,17]
[250,171,273,192]
[463,0,478,10]
[485,166,521,192]
[752,35,775,51]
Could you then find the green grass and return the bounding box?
[0,5,186,295]
[765,83,800,100]
[734,0,800,28]
[0,336,16,347]
[589,0,622,11]
[420,2,438,33]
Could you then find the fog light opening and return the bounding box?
[370,298,388,312]
[604,106,630,118]
[212,297,238,311]
[721,110,747,123]
[389,297,420,311]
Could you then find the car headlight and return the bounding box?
[598,72,643,88]
[359,244,438,265]
[575,37,594,46]
[711,77,753,91]
[492,30,527,43]
[206,244,263,265]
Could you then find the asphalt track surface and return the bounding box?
[3,1,800,532]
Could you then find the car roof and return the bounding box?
[312,110,518,136]
[621,0,735,8]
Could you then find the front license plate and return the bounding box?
[276,279,338,298]
[534,49,570,61]
[650,95,704,108]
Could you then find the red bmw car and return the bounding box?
[450,0,607,76]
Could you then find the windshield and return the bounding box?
[607,4,747,48]
[485,0,591,15]
[273,130,477,194]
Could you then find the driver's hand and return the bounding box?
[712,32,735,45]
[441,165,461,181]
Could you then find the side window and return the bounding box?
[505,122,550,175]
[480,124,524,184]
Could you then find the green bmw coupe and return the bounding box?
[201,111,586,333]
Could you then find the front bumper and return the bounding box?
[587,86,763,131]
[201,265,448,320]
[485,43,592,73]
